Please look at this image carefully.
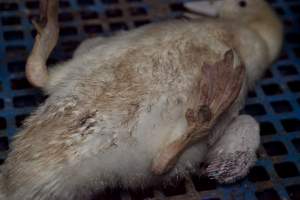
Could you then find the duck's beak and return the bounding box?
[184,0,223,18]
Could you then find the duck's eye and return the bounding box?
[239,0,247,7]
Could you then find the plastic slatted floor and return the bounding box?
[0,0,299,200]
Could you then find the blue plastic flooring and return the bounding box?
[0,0,299,200]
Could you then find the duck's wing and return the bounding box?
[206,115,260,183]
[152,49,246,175]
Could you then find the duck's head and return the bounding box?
[184,0,283,69]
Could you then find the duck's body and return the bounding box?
[1,0,283,199]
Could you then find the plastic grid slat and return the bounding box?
[0,0,299,200]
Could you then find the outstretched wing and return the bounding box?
[152,49,246,175]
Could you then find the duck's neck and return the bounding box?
[249,10,283,65]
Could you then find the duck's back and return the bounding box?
[41,19,239,153]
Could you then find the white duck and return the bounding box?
[0,0,283,199]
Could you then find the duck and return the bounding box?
[0,0,283,199]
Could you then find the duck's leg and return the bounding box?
[26,0,59,88]
[206,115,260,183]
